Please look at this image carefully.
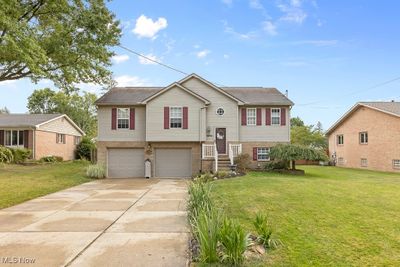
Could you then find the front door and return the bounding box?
[216,128,226,154]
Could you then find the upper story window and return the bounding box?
[337,134,344,145]
[359,132,368,144]
[56,133,65,144]
[257,147,270,161]
[247,108,256,125]
[170,107,182,128]
[271,108,281,125]
[216,107,224,116]
[117,108,129,129]
[5,130,24,147]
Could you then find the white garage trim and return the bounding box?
[154,148,192,178]
[107,148,144,178]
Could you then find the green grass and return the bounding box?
[0,161,91,209]
[211,166,400,266]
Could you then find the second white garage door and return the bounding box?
[108,148,144,178]
[155,148,192,178]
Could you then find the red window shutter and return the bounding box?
[0,130,4,145]
[130,108,135,130]
[241,108,247,125]
[183,107,188,129]
[111,108,117,130]
[253,147,258,161]
[24,130,29,149]
[164,107,170,129]
[266,108,271,125]
[256,108,262,126]
[281,108,286,126]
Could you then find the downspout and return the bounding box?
[33,127,36,160]
[200,106,207,172]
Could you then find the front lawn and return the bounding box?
[211,166,400,266]
[0,161,91,209]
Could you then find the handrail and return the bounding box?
[214,142,218,172]
[228,144,242,165]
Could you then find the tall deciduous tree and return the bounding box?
[0,106,10,114]
[290,117,327,149]
[27,87,97,137]
[0,0,121,88]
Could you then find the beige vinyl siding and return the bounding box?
[182,77,239,142]
[97,106,146,141]
[239,107,290,142]
[38,116,82,136]
[146,85,204,141]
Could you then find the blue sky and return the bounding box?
[1,0,400,130]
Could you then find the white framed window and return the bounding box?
[247,108,256,125]
[361,158,368,167]
[74,136,81,145]
[216,107,224,116]
[117,108,129,129]
[4,130,24,147]
[393,159,400,169]
[257,147,270,161]
[359,132,368,144]
[56,133,65,144]
[170,107,182,128]
[338,157,344,165]
[337,134,344,145]
[271,108,281,125]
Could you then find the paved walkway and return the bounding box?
[0,179,189,267]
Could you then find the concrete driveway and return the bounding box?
[0,179,189,267]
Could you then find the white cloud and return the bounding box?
[290,0,302,7]
[196,50,210,58]
[114,75,149,87]
[249,0,263,9]
[221,0,233,6]
[223,20,257,40]
[263,21,277,35]
[138,53,161,65]
[292,40,338,46]
[223,54,230,59]
[132,15,168,39]
[277,1,308,24]
[193,44,201,49]
[112,54,130,64]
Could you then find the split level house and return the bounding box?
[0,114,84,160]
[327,101,400,172]
[95,73,294,178]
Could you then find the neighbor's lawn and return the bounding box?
[0,161,91,209]
[211,166,400,266]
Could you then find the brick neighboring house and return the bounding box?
[96,73,294,178]
[326,101,400,172]
[0,114,85,160]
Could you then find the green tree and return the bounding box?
[291,118,327,149]
[0,0,121,88]
[27,88,97,137]
[270,144,328,171]
[0,106,10,114]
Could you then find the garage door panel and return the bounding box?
[108,148,144,178]
[155,148,191,178]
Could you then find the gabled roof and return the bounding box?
[222,87,294,106]
[178,73,244,104]
[326,101,400,135]
[0,114,85,135]
[95,87,162,105]
[95,73,294,106]
[140,82,210,104]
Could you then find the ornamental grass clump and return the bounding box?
[86,164,106,179]
[219,217,249,265]
[0,146,13,163]
[187,181,213,230]
[196,208,221,263]
[253,213,281,249]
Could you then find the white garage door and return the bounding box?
[155,148,192,178]
[108,148,144,178]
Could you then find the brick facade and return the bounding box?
[34,130,78,160]
[328,106,400,172]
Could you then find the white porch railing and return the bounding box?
[202,143,215,159]
[214,143,218,172]
[228,144,242,165]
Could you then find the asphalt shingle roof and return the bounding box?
[96,86,293,106]
[359,101,400,116]
[0,114,62,127]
